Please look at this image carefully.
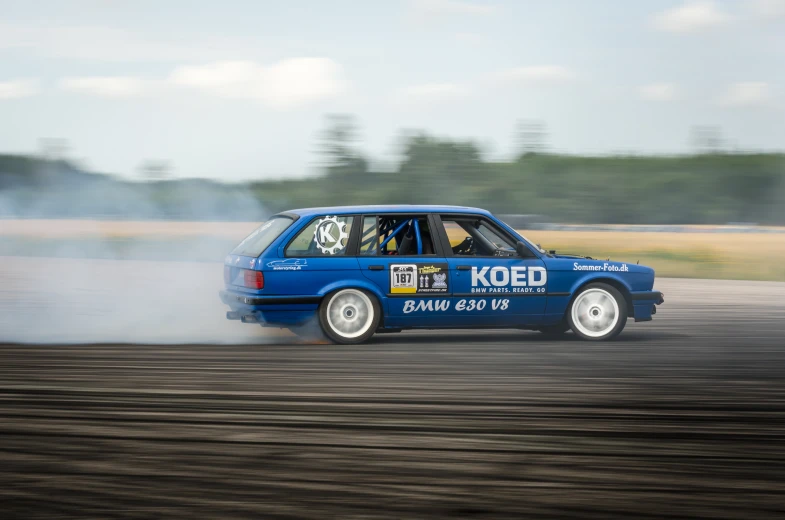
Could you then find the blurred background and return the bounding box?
[1,0,784,282]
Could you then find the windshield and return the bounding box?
[231,216,293,257]
[476,222,515,250]
[496,218,546,254]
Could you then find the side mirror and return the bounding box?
[516,241,530,257]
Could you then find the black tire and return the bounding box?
[567,283,627,341]
[537,322,570,336]
[318,288,381,344]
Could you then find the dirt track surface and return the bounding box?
[1,272,785,518]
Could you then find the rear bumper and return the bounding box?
[219,290,321,307]
[219,290,320,326]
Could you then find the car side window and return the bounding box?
[477,222,515,249]
[359,216,379,255]
[377,215,436,256]
[285,215,354,256]
[441,216,518,257]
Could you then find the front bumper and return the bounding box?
[632,290,665,305]
[631,290,664,322]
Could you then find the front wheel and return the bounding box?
[567,283,627,341]
[319,288,380,344]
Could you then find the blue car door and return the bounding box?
[356,214,453,327]
[436,215,548,326]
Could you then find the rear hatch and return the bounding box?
[223,216,296,292]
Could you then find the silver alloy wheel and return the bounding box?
[570,288,620,338]
[325,289,375,339]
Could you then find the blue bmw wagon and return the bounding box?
[220,205,664,343]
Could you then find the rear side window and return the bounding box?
[359,216,378,255]
[286,215,355,256]
[232,216,293,257]
[377,215,436,256]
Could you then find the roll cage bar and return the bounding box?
[357,215,432,256]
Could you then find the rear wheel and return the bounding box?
[319,288,380,344]
[567,283,627,341]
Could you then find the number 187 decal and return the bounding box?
[391,264,417,294]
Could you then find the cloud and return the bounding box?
[58,76,150,98]
[498,66,575,86]
[639,83,679,102]
[53,58,347,108]
[409,0,496,21]
[717,82,775,107]
[169,58,347,109]
[397,83,470,104]
[0,79,39,99]
[651,1,731,32]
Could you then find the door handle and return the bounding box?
[456,265,471,271]
[368,265,384,271]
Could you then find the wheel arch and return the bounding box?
[317,283,385,343]
[569,277,634,318]
[317,280,387,324]
[318,279,385,301]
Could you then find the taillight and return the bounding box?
[243,269,264,289]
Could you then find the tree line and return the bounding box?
[1,121,784,224]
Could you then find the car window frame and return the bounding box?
[282,214,360,258]
[365,213,445,257]
[358,215,380,256]
[433,214,538,258]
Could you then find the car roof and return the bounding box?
[284,205,492,218]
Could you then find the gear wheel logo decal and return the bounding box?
[313,216,349,255]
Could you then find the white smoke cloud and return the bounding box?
[0,255,281,344]
[0,165,294,345]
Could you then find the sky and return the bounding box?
[0,0,784,181]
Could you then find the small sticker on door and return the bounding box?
[416,264,449,293]
[390,264,417,293]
